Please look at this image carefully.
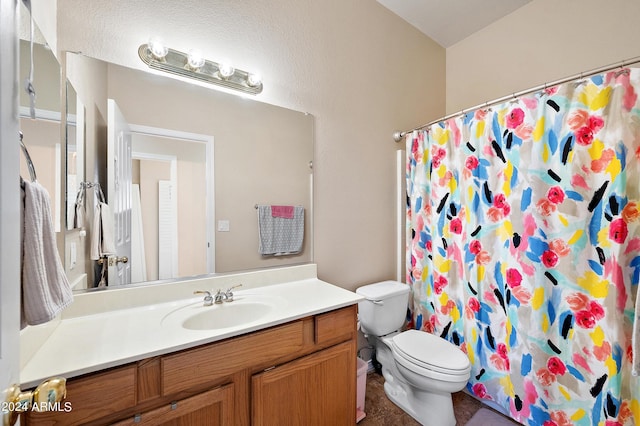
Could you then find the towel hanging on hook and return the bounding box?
[73,181,106,229]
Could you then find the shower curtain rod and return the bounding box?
[393,55,640,142]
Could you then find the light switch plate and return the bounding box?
[217,220,230,232]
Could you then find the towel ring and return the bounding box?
[19,131,37,182]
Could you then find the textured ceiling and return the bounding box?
[376,0,532,47]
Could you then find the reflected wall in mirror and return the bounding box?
[65,53,314,292]
[18,38,64,259]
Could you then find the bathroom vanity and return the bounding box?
[19,265,362,425]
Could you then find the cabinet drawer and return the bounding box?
[25,364,136,425]
[315,305,356,345]
[162,320,304,395]
[113,384,234,426]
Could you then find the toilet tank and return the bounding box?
[356,281,410,336]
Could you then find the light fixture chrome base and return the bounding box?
[138,44,263,95]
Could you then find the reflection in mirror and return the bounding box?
[66,81,85,232]
[131,131,208,282]
[18,38,63,237]
[65,53,314,292]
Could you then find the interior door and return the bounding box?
[107,99,132,285]
[1,0,21,422]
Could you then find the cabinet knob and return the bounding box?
[2,377,67,426]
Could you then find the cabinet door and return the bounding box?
[113,384,234,426]
[252,341,355,426]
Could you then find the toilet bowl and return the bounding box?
[356,281,471,426]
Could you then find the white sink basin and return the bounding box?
[161,294,283,331]
[182,302,274,330]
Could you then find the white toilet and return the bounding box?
[356,281,471,426]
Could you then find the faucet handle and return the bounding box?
[194,290,213,306]
[214,289,226,304]
[224,284,242,302]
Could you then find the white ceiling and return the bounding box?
[376,0,532,48]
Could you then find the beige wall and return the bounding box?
[57,0,446,290]
[446,0,640,114]
[19,41,60,113]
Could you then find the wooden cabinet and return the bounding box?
[24,305,357,426]
[252,341,356,426]
[112,384,234,426]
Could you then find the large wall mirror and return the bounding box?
[63,53,314,292]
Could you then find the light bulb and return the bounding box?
[148,38,168,60]
[218,61,235,79]
[247,73,262,87]
[187,49,205,70]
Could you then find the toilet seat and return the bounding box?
[391,330,470,378]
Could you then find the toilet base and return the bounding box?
[372,334,460,426]
[383,380,456,426]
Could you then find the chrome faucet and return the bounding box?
[214,289,226,304]
[224,284,243,302]
[193,290,213,306]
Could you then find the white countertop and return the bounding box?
[20,266,363,388]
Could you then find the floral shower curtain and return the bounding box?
[406,68,640,426]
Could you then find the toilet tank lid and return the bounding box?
[356,281,410,300]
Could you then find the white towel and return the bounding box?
[73,185,85,229]
[90,202,117,260]
[73,200,85,229]
[21,180,73,328]
[257,205,304,256]
[633,283,640,376]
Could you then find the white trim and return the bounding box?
[18,105,76,124]
[74,96,85,187]
[54,142,61,232]
[396,149,405,282]
[1,0,21,402]
[129,124,215,273]
[130,183,147,283]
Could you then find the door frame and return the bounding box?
[129,124,215,274]
[1,0,22,412]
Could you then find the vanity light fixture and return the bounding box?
[247,72,262,88]
[148,38,169,60]
[186,49,205,70]
[138,42,263,95]
[218,61,234,79]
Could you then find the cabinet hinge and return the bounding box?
[171,401,178,410]
[134,414,142,423]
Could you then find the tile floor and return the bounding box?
[359,372,517,425]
